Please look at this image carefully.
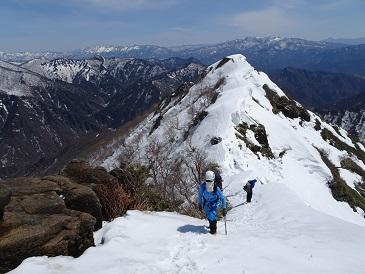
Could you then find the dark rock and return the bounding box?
[0,190,11,221]
[0,177,97,272]
[216,57,232,69]
[235,122,274,159]
[263,84,311,122]
[210,137,222,145]
[314,119,322,131]
[61,160,118,188]
[45,175,103,230]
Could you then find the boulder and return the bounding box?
[61,160,118,188]
[0,177,97,272]
[45,175,103,230]
[210,136,222,145]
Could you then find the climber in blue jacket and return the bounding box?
[198,170,227,234]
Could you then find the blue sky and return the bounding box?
[1,0,364,52]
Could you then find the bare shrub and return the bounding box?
[94,182,131,221]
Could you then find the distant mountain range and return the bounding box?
[1,36,365,178]
[269,67,365,108]
[2,37,365,76]
[0,57,204,179]
[323,37,365,45]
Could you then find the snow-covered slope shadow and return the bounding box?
[10,54,365,273]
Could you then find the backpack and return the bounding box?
[214,173,223,191]
[248,179,257,188]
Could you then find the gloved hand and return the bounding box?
[222,208,227,217]
[198,205,202,211]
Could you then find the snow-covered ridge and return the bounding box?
[101,54,365,225]
[9,54,365,274]
[21,57,203,85]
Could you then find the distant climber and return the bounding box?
[243,179,256,203]
[198,170,227,234]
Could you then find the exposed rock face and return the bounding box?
[0,176,98,272]
[45,175,104,230]
[62,160,118,187]
[318,93,365,144]
[0,190,11,221]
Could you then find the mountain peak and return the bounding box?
[100,55,365,227]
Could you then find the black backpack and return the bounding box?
[214,173,223,191]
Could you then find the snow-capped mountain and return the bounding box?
[71,37,342,70]
[0,51,63,64]
[2,37,364,76]
[0,60,108,178]
[100,54,365,224]
[12,54,365,274]
[22,56,202,85]
[72,45,175,60]
[71,37,365,75]
[0,57,204,179]
[177,37,340,66]
[323,37,365,45]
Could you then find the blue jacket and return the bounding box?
[198,182,226,221]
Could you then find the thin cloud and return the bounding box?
[67,0,178,11]
[227,8,300,37]
[317,0,361,11]
[10,0,179,11]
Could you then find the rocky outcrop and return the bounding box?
[45,175,104,230]
[0,176,98,272]
[62,160,133,222]
[0,190,11,221]
[61,160,118,187]
[0,160,144,272]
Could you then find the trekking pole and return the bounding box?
[224,216,227,235]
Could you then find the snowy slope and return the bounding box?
[22,58,106,83]
[9,54,365,273]
[11,175,365,274]
[0,61,46,96]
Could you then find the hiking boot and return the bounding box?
[209,220,217,234]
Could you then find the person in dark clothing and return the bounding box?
[243,179,256,203]
[214,172,223,192]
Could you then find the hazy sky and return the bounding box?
[1,0,364,52]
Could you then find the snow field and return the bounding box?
[11,172,365,274]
